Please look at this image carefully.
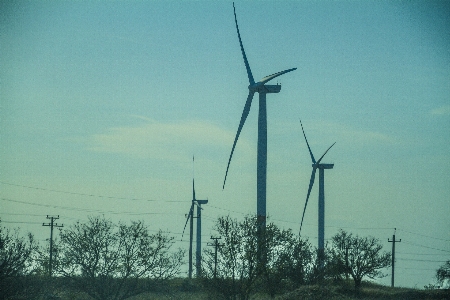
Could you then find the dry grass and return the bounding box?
[277,282,450,300]
[45,279,450,300]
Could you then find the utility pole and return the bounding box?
[388,228,401,287]
[207,236,223,279]
[339,241,352,280]
[42,215,63,277]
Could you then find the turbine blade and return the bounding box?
[181,204,194,241]
[300,120,316,164]
[299,168,317,234]
[259,68,297,85]
[193,178,196,201]
[233,3,254,85]
[223,91,255,189]
[316,142,336,165]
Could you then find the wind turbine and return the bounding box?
[299,120,335,267]
[195,196,208,277]
[181,158,208,278]
[223,3,296,233]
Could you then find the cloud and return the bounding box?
[430,105,450,115]
[87,118,253,161]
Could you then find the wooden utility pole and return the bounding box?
[339,242,352,280]
[388,228,401,287]
[42,215,63,277]
[207,236,222,278]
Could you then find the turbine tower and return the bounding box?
[182,158,208,278]
[299,120,335,267]
[196,197,208,277]
[223,3,296,235]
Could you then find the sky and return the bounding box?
[1,0,449,289]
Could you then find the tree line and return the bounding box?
[1,216,448,300]
[200,215,392,299]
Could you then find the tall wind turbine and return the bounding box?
[299,120,335,266]
[223,3,296,233]
[181,158,208,278]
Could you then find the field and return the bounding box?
[11,277,449,300]
[124,280,449,300]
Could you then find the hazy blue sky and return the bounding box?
[1,0,449,288]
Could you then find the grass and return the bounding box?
[277,281,450,300]
[124,280,450,300]
[39,278,450,300]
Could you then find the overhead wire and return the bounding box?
[397,258,448,263]
[1,197,185,217]
[1,220,43,225]
[0,181,185,203]
[402,241,450,253]
[1,213,50,217]
[397,228,450,242]
[3,183,448,251]
[397,252,449,257]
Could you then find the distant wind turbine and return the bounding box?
[181,157,208,278]
[223,3,296,233]
[299,120,335,266]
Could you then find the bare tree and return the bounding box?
[0,224,39,299]
[436,260,450,288]
[56,216,184,300]
[202,215,258,300]
[202,215,314,299]
[331,230,391,289]
[273,235,313,289]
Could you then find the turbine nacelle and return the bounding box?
[194,199,208,209]
[249,83,281,93]
[248,68,297,93]
[313,163,334,169]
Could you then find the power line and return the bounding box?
[397,252,449,257]
[396,267,441,271]
[0,181,185,203]
[1,213,48,217]
[397,252,448,256]
[397,258,448,263]
[402,241,450,253]
[208,205,394,231]
[2,215,212,239]
[1,197,184,216]
[208,204,248,216]
[236,216,443,241]
[0,221,43,225]
[397,229,450,242]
